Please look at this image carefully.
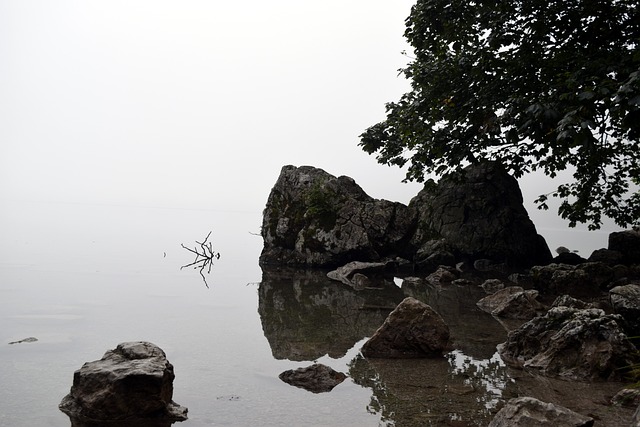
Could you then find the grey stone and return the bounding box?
[279,363,347,393]
[326,261,390,289]
[611,388,640,407]
[530,262,615,296]
[476,286,545,320]
[588,248,623,265]
[497,307,637,380]
[480,279,505,294]
[488,396,594,426]
[59,342,187,424]
[361,297,450,358]
[551,295,593,309]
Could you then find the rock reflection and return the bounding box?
[349,350,510,427]
[258,267,405,361]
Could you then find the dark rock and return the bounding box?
[259,165,417,267]
[361,297,450,358]
[451,278,475,286]
[609,229,640,265]
[497,307,637,380]
[551,295,594,310]
[326,261,392,289]
[530,262,615,297]
[480,279,505,294]
[609,283,640,337]
[552,252,587,265]
[476,286,546,320]
[425,266,458,285]
[59,342,187,424]
[409,162,552,270]
[260,163,552,270]
[278,363,346,393]
[588,248,623,265]
[488,396,594,426]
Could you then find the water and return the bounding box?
[0,200,634,426]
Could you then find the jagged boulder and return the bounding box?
[59,342,187,425]
[497,307,637,381]
[409,162,552,269]
[278,364,347,393]
[260,164,552,270]
[361,297,450,358]
[259,165,416,267]
[488,397,594,426]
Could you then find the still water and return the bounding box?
[0,200,633,426]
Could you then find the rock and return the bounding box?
[552,252,587,265]
[488,396,594,426]
[409,162,552,270]
[609,283,640,336]
[278,363,347,393]
[326,261,392,289]
[260,163,552,270]
[530,262,614,296]
[497,307,637,380]
[611,388,640,407]
[609,229,640,265]
[551,295,593,310]
[361,297,450,358]
[259,165,417,267]
[59,342,187,424]
[480,279,505,294]
[556,246,571,254]
[476,286,546,320]
[425,266,458,285]
[588,248,623,265]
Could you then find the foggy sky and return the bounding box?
[0,0,620,253]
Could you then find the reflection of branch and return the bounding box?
[180,231,220,288]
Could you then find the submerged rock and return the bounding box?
[326,260,393,289]
[278,363,346,393]
[497,307,637,381]
[488,396,594,426]
[59,342,187,425]
[361,297,450,358]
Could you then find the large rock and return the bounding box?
[476,286,546,320]
[59,342,187,425]
[409,162,552,269]
[278,363,347,393]
[361,297,450,358]
[497,307,637,381]
[260,165,417,267]
[260,164,552,270]
[609,283,640,337]
[530,262,615,296]
[608,229,640,265]
[488,397,594,426]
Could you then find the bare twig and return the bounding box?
[180,231,220,288]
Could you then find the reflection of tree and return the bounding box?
[349,351,511,427]
[258,267,405,361]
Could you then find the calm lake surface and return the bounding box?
[0,200,634,426]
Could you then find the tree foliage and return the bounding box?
[360,0,640,229]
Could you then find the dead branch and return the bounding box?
[180,231,220,288]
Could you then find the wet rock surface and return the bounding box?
[59,342,187,425]
[488,396,594,426]
[279,363,347,393]
[476,286,546,320]
[497,306,637,380]
[361,297,450,358]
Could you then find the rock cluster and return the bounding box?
[488,397,594,426]
[59,342,187,425]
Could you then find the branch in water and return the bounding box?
[180,231,220,288]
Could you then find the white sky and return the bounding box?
[0,0,620,252]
